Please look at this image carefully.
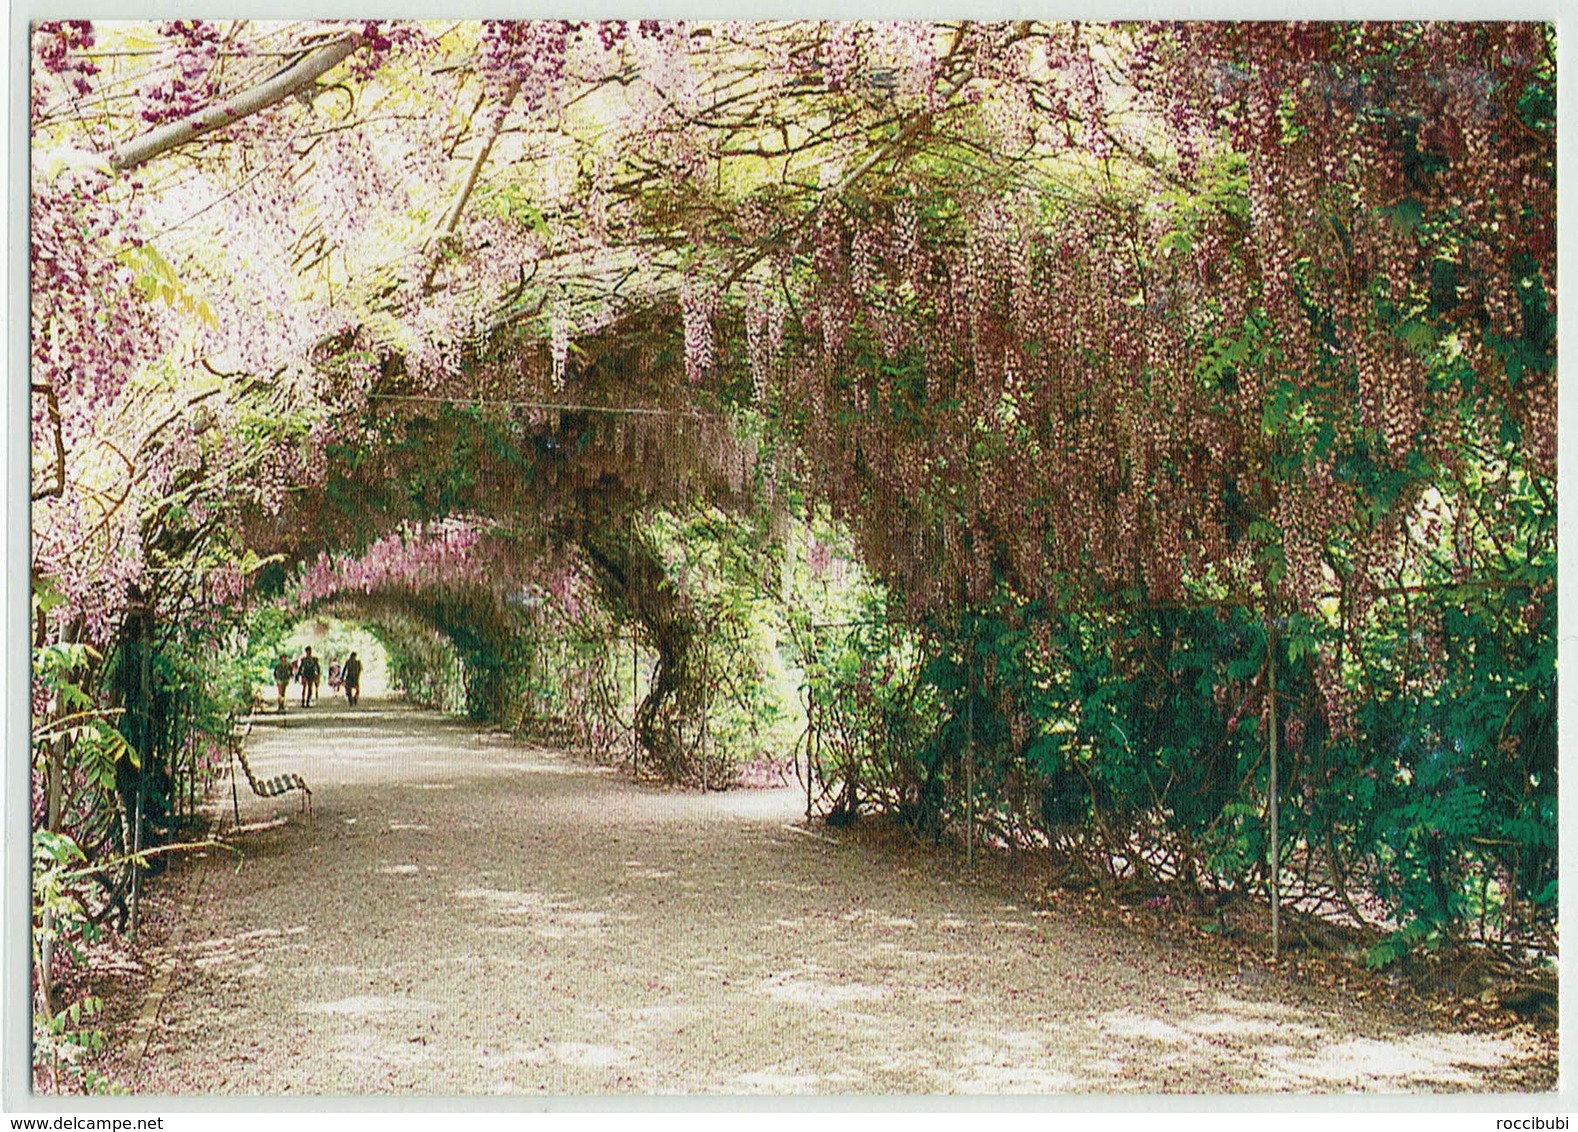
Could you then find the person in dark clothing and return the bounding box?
[298,646,321,707]
[272,655,293,713]
[342,652,362,706]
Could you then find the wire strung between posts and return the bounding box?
[365,393,729,419]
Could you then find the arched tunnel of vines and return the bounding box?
[27,19,1556,1097]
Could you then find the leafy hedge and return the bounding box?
[806,565,1555,959]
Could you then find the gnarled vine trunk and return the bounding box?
[579,528,700,783]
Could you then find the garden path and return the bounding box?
[130,699,1550,1095]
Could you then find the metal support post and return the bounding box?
[1268,621,1279,963]
[630,634,639,771]
[966,643,975,870]
[131,609,151,938]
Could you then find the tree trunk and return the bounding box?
[580,528,700,782]
[109,36,359,172]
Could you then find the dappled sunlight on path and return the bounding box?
[136,699,1550,1095]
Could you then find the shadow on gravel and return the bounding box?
[130,698,1555,1096]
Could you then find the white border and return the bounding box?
[4,3,1572,1118]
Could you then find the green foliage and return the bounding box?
[118,242,218,329]
[822,531,1554,950]
[506,505,810,778]
[30,646,119,1095]
[911,594,1283,881]
[1366,919,1440,970]
[32,592,272,1091]
[370,616,466,713]
[33,644,134,793]
[792,583,941,821]
[33,994,122,1095]
[647,507,802,766]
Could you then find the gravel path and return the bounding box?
[131,699,1551,1095]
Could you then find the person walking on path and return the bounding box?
[328,658,342,693]
[272,655,294,713]
[298,646,321,707]
[342,652,362,707]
